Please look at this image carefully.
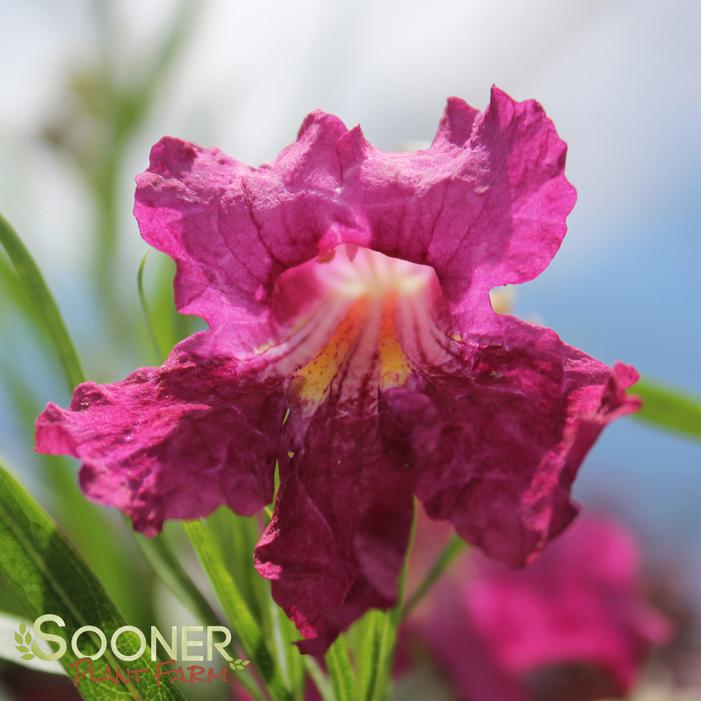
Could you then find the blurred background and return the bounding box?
[0,1,700,699]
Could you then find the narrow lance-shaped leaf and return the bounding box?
[634,378,701,442]
[400,534,466,623]
[358,508,417,701]
[0,213,84,392]
[133,532,219,628]
[183,519,293,701]
[0,461,186,701]
[325,635,356,701]
[356,611,389,701]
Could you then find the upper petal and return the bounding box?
[133,112,359,353]
[336,86,576,317]
[134,88,576,352]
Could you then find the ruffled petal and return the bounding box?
[383,315,640,567]
[134,112,358,353]
[35,337,286,534]
[134,87,575,349]
[336,86,576,317]
[256,443,414,654]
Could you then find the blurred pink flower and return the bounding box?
[36,88,637,653]
[407,515,672,700]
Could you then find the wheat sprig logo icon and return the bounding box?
[14,623,36,661]
[228,658,250,672]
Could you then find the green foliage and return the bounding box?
[0,214,84,392]
[0,462,185,701]
[635,378,701,442]
[183,520,292,701]
[325,635,356,701]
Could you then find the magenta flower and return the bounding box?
[36,87,639,653]
[410,515,672,700]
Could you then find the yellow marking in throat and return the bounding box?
[294,295,411,402]
[295,298,368,402]
[378,294,411,389]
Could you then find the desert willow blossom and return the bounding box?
[37,87,638,652]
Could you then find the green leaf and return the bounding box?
[356,612,387,701]
[272,596,305,699]
[634,378,701,442]
[0,213,84,392]
[325,634,356,701]
[208,507,267,622]
[183,519,292,701]
[268,590,293,692]
[136,252,198,361]
[0,461,186,701]
[0,251,43,329]
[357,509,417,701]
[14,631,22,645]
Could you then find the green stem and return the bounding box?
[357,611,389,701]
[183,519,292,701]
[400,535,466,623]
[269,596,291,690]
[304,657,334,701]
[137,252,166,361]
[133,531,219,625]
